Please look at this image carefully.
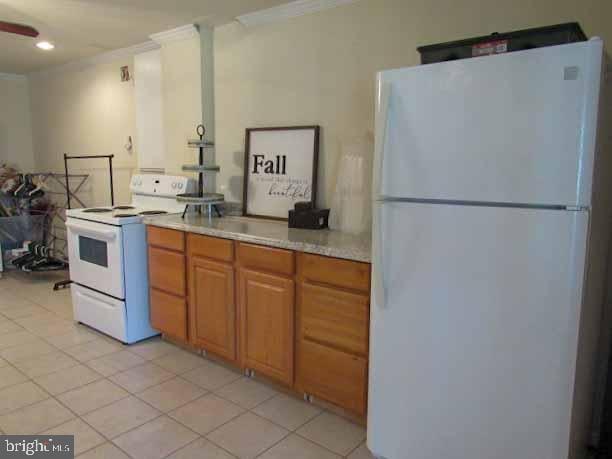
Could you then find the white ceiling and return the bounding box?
[0,0,289,74]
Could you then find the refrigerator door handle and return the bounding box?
[373,78,391,199]
[373,202,388,309]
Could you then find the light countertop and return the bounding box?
[144,214,372,263]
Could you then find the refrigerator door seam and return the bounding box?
[376,197,587,211]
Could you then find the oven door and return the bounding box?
[66,218,125,299]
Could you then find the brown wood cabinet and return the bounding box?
[299,282,369,356]
[147,228,371,416]
[298,339,368,415]
[188,234,237,362]
[239,267,295,386]
[296,253,371,416]
[148,246,186,297]
[237,243,295,386]
[147,226,185,252]
[147,227,188,341]
[150,289,187,341]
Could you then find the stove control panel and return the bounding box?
[130,174,194,197]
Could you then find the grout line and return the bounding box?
[71,442,106,458]
[78,372,204,444]
[169,393,244,433]
[0,363,53,419]
[133,380,210,413]
[290,411,362,455]
[130,354,342,458]
[54,386,128,418]
[75,415,137,459]
[77,401,166,442]
[243,413,292,459]
[97,406,204,458]
[153,381,252,457]
[0,367,30,392]
[160,436,239,459]
[208,386,274,411]
[245,393,323,433]
[1,373,83,437]
[200,432,245,459]
[344,440,367,458]
[34,369,105,397]
[32,413,78,436]
[54,378,133,417]
[53,380,166,458]
[2,277,363,458]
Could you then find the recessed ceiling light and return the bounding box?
[36,41,54,50]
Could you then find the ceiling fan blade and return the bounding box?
[0,21,39,38]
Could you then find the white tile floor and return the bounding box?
[0,271,372,458]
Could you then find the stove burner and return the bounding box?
[83,208,112,213]
[113,206,135,210]
[139,210,168,216]
[114,214,138,218]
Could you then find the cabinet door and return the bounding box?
[150,288,187,341]
[239,268,294,386]
[189,256,236,362]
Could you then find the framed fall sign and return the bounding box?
[242,126,320,220]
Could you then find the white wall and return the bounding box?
[28,32,204,207]
[159,35,203,180]
[29,58,138,207]
[212,0,612,208]
[134,49,165,172]
[0,76,34,171]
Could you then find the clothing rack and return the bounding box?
[0,171,90,280]
[54,154,114,291]
[1,171,90,255]
[64,154,114,208]
[28,172,89,257]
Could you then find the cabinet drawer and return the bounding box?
[148,247,186,296]
[147,226,185,252]
[188,234,233,262]
[150,288,187,341]
[300,282,369,356]
[237,243,294,276]
[297,339,367,416]
[298,253,370,293]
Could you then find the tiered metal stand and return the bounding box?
[177,125,224,220]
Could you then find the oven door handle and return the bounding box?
[66,220,118,242]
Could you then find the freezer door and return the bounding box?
[368,202,588,459]
[374,40,603,207]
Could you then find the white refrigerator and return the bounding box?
[368,38,611,459]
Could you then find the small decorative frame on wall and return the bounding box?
[243,126,320,220]
[120,66,130,82]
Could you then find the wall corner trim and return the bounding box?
[0,72,26,81]
[236,0,359,27]
[150,24,199,44]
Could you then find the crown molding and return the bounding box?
[30,40,159,78]
[0,72,26,81]
[150,24,199,44]
[236,0,358,27]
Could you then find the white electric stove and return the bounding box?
[66,174,195,343]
